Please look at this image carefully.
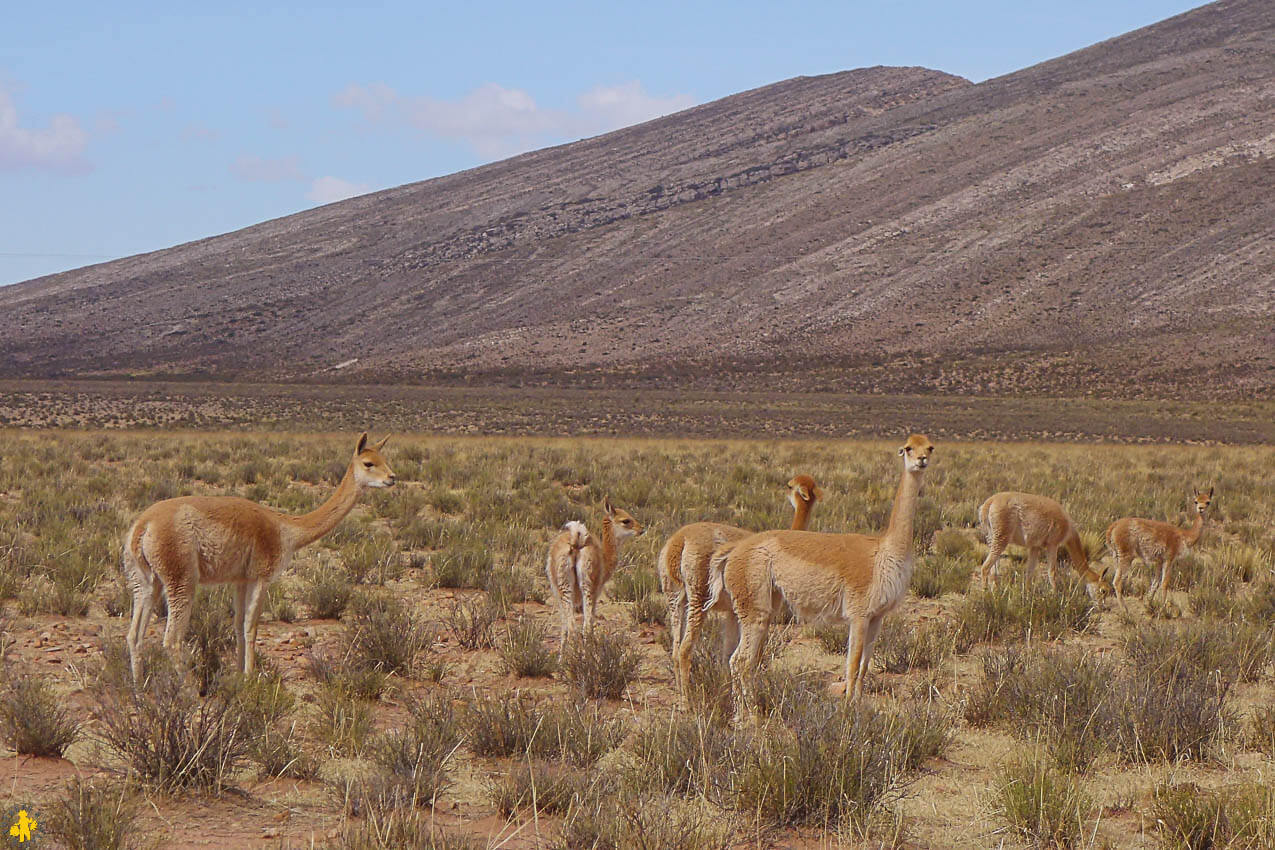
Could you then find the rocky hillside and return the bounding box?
[2,0,1272,398]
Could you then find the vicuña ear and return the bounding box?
[1208,486,1214,498]
[374,434,391,450]
[898,447,906,457]
[355,432,368,454]
[603,497,614,515]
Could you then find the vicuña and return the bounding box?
[123,433,395,681]
[1105,487,1213,603]
[976,491,1109,597]
[660,474,822,699]
[545,498,644,653]
[717,435,933,715]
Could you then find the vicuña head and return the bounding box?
[352,432,397,489]
[605,497,644,542]
[899,434,934,472]
[787,474,825,510]
[1192,487,1214,516]
[123,431,396,682]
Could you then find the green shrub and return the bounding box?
[964,647,1113,773]
[344,591,433,677]
[725,693,951,828]
[989,752,1092,849]
[873,617,965,674]
[1152,781,1275,850]
[561,628,642,701]
[610,567,659,603]
[443,596,498,650]
[491,759,588,816]
[462,692,621,766]
[47,777,142,850]
[300,562,353,620]
[94,657,247,792]
[314,684,375,757]
[630,593,667,627]
[498,617,557,678]
[956,583,1095,645]
[0,674,80,757]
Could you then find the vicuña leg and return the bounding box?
[1045,546,1060,592]
[557,569,577,656]
[580,561,599,634]
[667,587,686,664]
[1147,558,1163,599]
[729,614,769,720]
[127,574,163,681]
[1024,547,1040,587]
[856,615,884,697]
[242,579,268,674]
[979,537,1007,589]
[720,613,741,661]
[161,583,194,667]
[844,615,873,701]
[676,586,704,698]
[1156,559,1172,602]
[232,583,249,673]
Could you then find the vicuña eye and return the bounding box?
[363,461,374,468]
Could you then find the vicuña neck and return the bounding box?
[791,498,815,531]
[1064,531,1098,583]
[288,462,360,548]
[882,467,922,549]
[1183,511,1206,546]
[600,515,618,568]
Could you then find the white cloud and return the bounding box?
[266,108,290,130]
[333,82,398,122]
[0,87,89,172]
[575,82,696,134]
[307,176,371,204]
[181,122,218,141]
[334,80,696,158]
[230,154,304,182]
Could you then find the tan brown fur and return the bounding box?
[1105,487,1213,603]
[661,474,822,698]
[977,491,1109,597]
[545,498,643,652]
[719,436,934,715]
[123,433,395,681]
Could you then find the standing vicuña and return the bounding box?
[977,491,1108,597]
[1105,487,1213,604]
[719,436,933,713]
[545,498,643,651]
[123,433,396,681]
[661,475,822,697]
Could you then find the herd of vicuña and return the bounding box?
[122,432,1215,721]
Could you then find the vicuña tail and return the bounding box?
[703,543,737,612]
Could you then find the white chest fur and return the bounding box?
[868,547,914,616]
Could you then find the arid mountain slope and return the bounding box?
[2,0,1272,397]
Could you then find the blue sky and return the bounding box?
[2,0,1201,286]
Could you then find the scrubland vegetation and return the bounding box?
[1,431,1274,848]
